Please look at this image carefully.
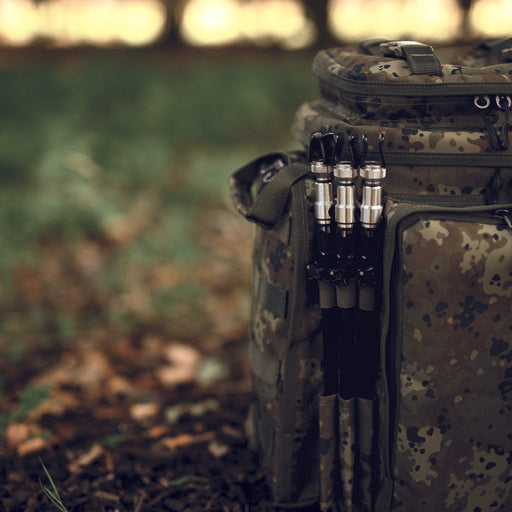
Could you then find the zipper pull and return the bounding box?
[494,209,512,228]
[496,95,511,150]
[475,94,511,150]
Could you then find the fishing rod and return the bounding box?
[331,133,358,399]
[355,133,386,399]
[306,130,338,396]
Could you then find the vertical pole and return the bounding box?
[307,131,338,395]
[332,134,358,399]
[357,134,386,399]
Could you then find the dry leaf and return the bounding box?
[6,423,31,448]
[107,375,133,395]
[164,398,220,425]
[130,403,159,422]
[26,389,80,421]
[157,365,196,386]
[196,357,228,386]
[93,490,120,503]
[147,425,170,439]
[68,443,104,473]
[208,440,229,458]
[17,437,49,457]
[164,343,201,367]
[157,342,202,386]
[160,431,215,451]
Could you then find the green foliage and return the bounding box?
[0,50,316,341]
[0,382,51,434]
[39,458,69,512]
[11,383,52,422]
[0,52,315,268]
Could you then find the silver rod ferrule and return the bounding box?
[335,184,356,229]
[333,162,357,182]
[359,162,386,229]
[360,184,383,228]
[360,163,386,182]
[311,161,331,178]
[315,181,333,224]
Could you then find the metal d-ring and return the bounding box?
[474,95,491,109]
[495,95,512,111]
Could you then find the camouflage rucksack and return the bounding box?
[230,39,512,511]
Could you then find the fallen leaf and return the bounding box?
[6,423,31,448]
[17,437,49,457]
[157,342,202,386]
[160,431,215,451]
[157,365,196,386]
[147,425,170,439]
[220,424,245,441]
[208,440,229,458]
[68,443,104,473]
[164,398,220,425]
[196,357,229,386]
[107,375,134,395]
[26,389,80,420]
[93,490,120,503]
[164,343,201,367]
[130,403,160,422]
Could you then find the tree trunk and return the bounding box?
[153,0,186,48]
[302,0,338,49]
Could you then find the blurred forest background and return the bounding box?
[0,0,509,510]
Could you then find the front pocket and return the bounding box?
[387,207,512,511]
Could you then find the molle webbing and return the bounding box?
[257,274,288,318]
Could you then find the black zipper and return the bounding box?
[296,136,512,168]
[295,127,512,168]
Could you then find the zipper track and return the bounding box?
[294,104,512,167]
[295,130,512,168]
[313,61,512,97]
[387,193,487,207]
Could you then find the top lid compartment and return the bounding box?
[313,39,512,97]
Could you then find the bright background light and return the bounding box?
[329,0,462,42]
[0,0,510,48]
[180,0,314,48]
[0,0,167,47]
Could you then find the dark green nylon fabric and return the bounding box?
[230,152,308,229]
[247,162,310,229]
[232,39,512,512]
[401,43,443,75]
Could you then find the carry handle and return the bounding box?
[360,39,443,76]
[229,151,309,229]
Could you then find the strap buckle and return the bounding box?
[379,40,423,57]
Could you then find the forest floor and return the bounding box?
[1,216,280,511]
[0,45,318,511]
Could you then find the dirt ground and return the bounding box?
[0,43,322,512]
[0,211,319,512]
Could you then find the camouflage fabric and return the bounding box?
[357,398,376,512]
[292,100,512,154]
[319,393,340,511]
[313,46,512,88]
[384,204,512,511]
[246,162,324,507]
[339,396,356,512]
[231,39,512,511]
